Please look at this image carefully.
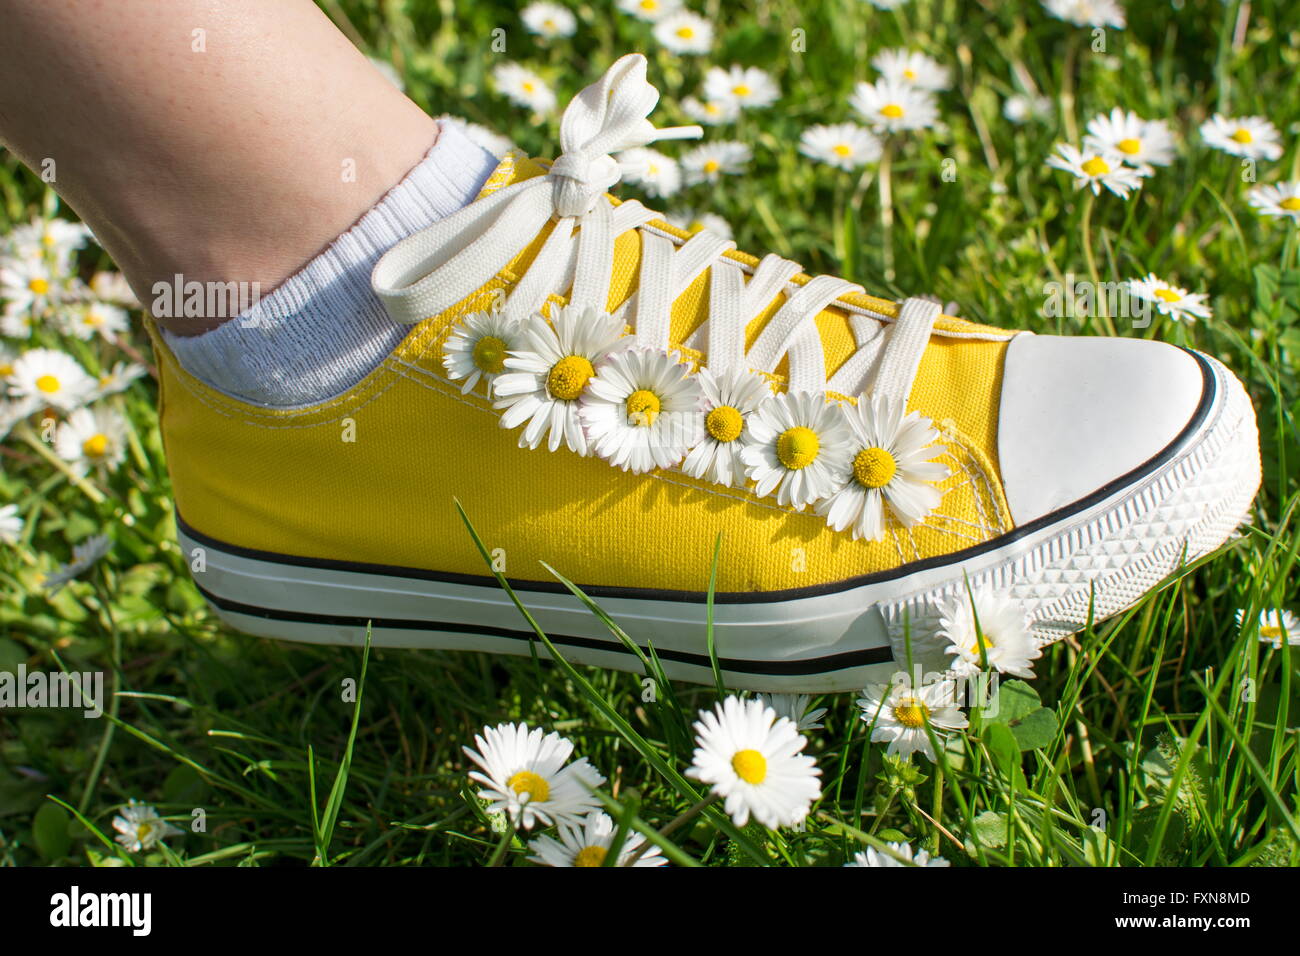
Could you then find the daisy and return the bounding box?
[617,0,681,21]
[652,10,713,55]
[1247,182,1300,223]
[9,217,91,270]
[845,841,950,867]
[493,305,628,455]
[665,211,733,239]
[54,406,129,476]
[92,361,148,400]
[436,114,515,159]
[815,394,949,542]
[849,79,938,134]
[0,503,23,545]
[1127,274,1212,323]
[681,141,751,185]
[741,391,853,510]
[871,49,950,92]
[6,348,96,412]
[528,811,668,867]
[463,722,606,830]
[703,65,780,111]
[617,147,683,198]
[89,271,139,307]
[1084,108,1175,174]
[491,62,557,114]
[0,258,59,315]
[681,96,740,126]
[1200,114,1283,162]
[857,677,968,762]
[63,301,130,341]
[799,123,883,171]
[43,534,113,595]
[580,349,703,473]
[687,696,822,829]
[113,800,183,853]
[1042,0,1126,29]
[1003,93,1052,125]
[757,693,828,732]
[1045,143,1144,198]
[681,366,771,486]
[521,2,578,39]
[938,590,1041,678]
[1,304,37,339]
[443,309,523,395]
[1237,608,1300,648]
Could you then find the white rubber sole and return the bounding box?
[181,351,1259,693]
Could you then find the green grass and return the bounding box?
[1,0,1297,866]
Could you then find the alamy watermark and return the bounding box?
[0,666,104,718]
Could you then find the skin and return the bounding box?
[0,0,439,332]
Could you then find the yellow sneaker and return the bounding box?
[151,55,1260,692]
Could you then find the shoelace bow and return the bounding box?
[372,53,940,409]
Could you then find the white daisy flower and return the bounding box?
[89,271,139,307]
[1003,93,1052,125]
[1237,608,1300,648]
[849,78,938,133]
[493,305,628,455]
[845,841,950,867]
[62,301,130,341]
[521,2,578,39]
[665,211,733,239]
[492,62,557,114]
[436,115,515,159]
[92,361,148,400]
[1246,181,1300,222]
[0,503,23,545]
[703,65,780,111]
[443,309,523,395]
[580,348,703,473]
[1042,0,1126,29]
[43,533,113,595]
[681,96,740,126]
[54,406,129,476]
[617,147,683,198]
[799,123,883,171]
[9,217,91,270]
[0,258,59,315]
[856,677,968,762]
[681,141,752,185]
[617,0,681,21]
[757,693,828,733]
[1045,143,1145,198]
[815,394,949,542]
[687,696,822,829]
[1126,274,1212,323]
[1200,114,1283,162]
[938,590,1040,678]
[681,366,771,487]
[1,304,37,339]
[652,10,713,55]
[1084,108,1175,174]
[741,391,853,510]
[463,721,606,830]
[6,348,96,413]
[112,800,183,853]
[528,811,668,867]
[871,49,950,91]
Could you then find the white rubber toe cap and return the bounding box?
[997,334,1208,526]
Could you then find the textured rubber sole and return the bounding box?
[180,352,1259,692]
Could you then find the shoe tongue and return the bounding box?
[474,151,550,200]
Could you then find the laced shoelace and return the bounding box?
[371,53,941,412]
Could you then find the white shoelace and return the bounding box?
[372,53,940,410]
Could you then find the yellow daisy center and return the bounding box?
[639,0,657,9]
[853,447,897,488]
[626,388,661,426]
[35,374,61,394]
[705,405,744,442]
[776,426,820,470]
[1231,127,1253,144]
[966,631,996,658]
[703,158,720,174]
[1153,288,1182,303]
[731,748,767,784]
[0,364,11,377]
[522,81,536,93]
[880,103,904,119]
[705,102,721,115]
[732,84,751,97]
[547,355,595,401]
[1260,624,1284,640]
[42,233,57,247]
[543,18,556,29]
[893,697,929,728]
[1081,156,1111,176]
[833,143,853,157]
[903,69,916,80]
[28,277,50,295]
[83,312,101,326]
[507,770,550,804]
[1280,197,1300,211]
[136,821,156,842]
[471,335,507,374]
[82,434,109,459]
[676,26,695,39]
[1117,137,1142,155]
[574,845,608,867]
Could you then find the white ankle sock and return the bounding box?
[160,120,498,407]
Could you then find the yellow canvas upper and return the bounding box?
[150,153,1018,595]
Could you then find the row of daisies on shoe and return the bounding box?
[464,693,952,867]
